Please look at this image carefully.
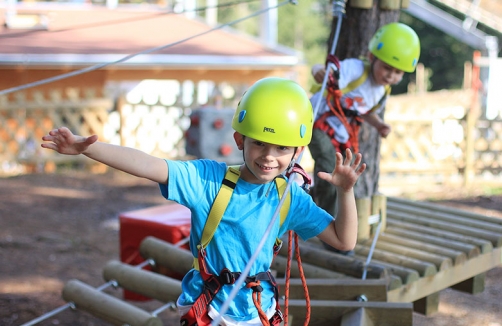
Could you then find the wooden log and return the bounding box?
[354,256,420,285]
[277,278,388,301]
[388,274,403,290]
[373,241,454,270]
[62,279,163,326]
[387,211,502,247]
[354,244,437,277]
[378,233,467,265]
[387,201,502,233]
[385,226,480,258]
[139,236,192,275]
[387,219,493,253]
[285,299,413,326]
[271,255,347,279]
[103,260,182,302]
[388,197,502,226]
[278,239,389,280]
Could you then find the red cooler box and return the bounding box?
[119,203,191,301]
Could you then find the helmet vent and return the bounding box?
[238,110,246,123]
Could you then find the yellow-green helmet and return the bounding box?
[369,22,420,73]
[232,77,313,147]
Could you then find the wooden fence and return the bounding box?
[1,87,501,190]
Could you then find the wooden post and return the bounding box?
[356,197,371,241]
[371,194,387,234]
[451,273,485,294]
[464,51,481,187]
[413,292,440,316]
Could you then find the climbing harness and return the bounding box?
[312,56,391,153]
[180,166,292,326]
[181,164,313,326]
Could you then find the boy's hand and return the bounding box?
[41,127,98,155]
[317,149,366,192]
[312,64,326,84]
[378,123,391,138]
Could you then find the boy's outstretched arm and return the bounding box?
[41,127,169,184]
[362,112,391,138]
[316,149,366,251]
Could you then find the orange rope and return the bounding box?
[294,233,311,325]
[283,231,293,325]
[247,280,270,326]
[283,231,311,326]
[325,88,360,153]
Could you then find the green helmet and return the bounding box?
[232,77,313,147]
[369,22,421,73]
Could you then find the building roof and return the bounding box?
[0,4,301,69]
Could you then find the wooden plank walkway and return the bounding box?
[55,197,502,326]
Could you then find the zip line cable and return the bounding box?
[0,0,287,97]
[0,0,261,39]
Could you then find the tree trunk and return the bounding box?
[328,1,400,198]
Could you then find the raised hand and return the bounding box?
[41,127,98,155]
[317,148,366,192]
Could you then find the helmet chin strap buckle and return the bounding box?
[285,163,312,194]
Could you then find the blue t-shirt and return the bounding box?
[159,159,333,321]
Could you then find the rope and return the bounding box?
[325,86,361,153]
[0,0,289,97]
[247,280,270,326]
[283,231,293,325]
[294,233,310,325]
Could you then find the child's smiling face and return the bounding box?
[233,133,303,184]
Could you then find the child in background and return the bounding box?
[308,22,420,253]
[42,77,366,325]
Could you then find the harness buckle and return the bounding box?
[269,309,284,325]
[219,268,236,285]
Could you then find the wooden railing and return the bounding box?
[1,87,501,190]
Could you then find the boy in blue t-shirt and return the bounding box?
[41,77,365,325]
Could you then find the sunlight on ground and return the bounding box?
[29,186,97,199]
[0,276,63,294]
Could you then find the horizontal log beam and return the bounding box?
[284,299,413,326]
[62,279,163,326]
[103,260,182,303]
[276,278,388,301]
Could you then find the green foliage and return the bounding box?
[393,12,475,94]
[277,0,331,65]
[206,1,487,94]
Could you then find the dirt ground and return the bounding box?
[0,170,501,326]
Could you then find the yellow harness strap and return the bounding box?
[193,166,290,270]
